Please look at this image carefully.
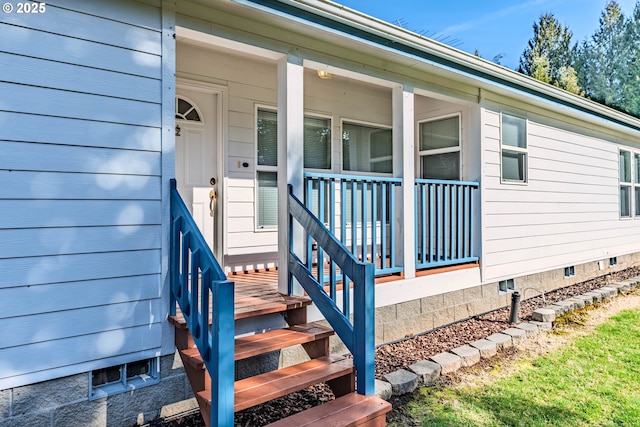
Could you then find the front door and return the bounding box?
[175,85,220,256]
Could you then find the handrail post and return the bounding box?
[170,180,235,427]
[209,279,235,427]
[353,262,375,395]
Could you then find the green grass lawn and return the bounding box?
[398,309,640,427]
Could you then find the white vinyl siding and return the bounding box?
[482,108,640,281]
[0,0,163,389]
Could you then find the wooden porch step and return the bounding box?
[235,323,333,361]
[265,393,392,427]
[168,293,312,329]
[176,322,334,370]
[195,355,354,412]
[234,294,311,320]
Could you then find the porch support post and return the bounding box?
[277,55,305,295]
[393,85,416,279]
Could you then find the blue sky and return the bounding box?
[336,0,637,69]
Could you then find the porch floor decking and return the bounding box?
[171,269,307,324]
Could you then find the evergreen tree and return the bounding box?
[578,1,628,109]
[622,1,640,116]
[519,13,575,86]
[556,66,584,96]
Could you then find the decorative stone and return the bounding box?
[515,322,539,337]
[529,321,553,331]
[599,286,618,297]
[469,339,497,359]
[553,300,575,312]
[502,327,527,344]
[407,360,441,385]
[429,352,462,374]
[611,282,630,292]
[382,369,419,396]
[567,298,585,309]
[543,304,565,316]
[574,294,593,305]
[532,308,556,323]
[375,379,393,400]
[583,291,603,303]
[485,333,513,350]
[450,345,481,367]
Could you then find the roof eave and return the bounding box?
[233,0,640,135]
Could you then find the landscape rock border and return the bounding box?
[375,278,640,399]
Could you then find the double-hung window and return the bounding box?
[635,153,640,217]
[501,113,527,183]
[256,108,278,229]
[342,121,392,174]
[418,115,460,180]
[255,109,333,229]
[620,149,632,218]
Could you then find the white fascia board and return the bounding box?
[232,0,640,138]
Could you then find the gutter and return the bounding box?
[233,0,640,136]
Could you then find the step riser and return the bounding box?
[170,290,389,426]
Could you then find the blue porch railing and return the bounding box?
[169,179,235,427]
[414,179,479,269]
[304,172,403,277]
[288,185,376,395]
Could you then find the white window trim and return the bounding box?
[340,118,393,177]
[417,113,462,180]
[633,152,640,219]
[500,112,528,185]
[619,148,634,220]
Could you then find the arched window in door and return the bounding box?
[175,96,203,136]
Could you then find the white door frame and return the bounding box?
[176,77,227,261]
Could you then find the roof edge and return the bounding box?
[234,0,640,135]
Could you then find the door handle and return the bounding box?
[209,190,217,217]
